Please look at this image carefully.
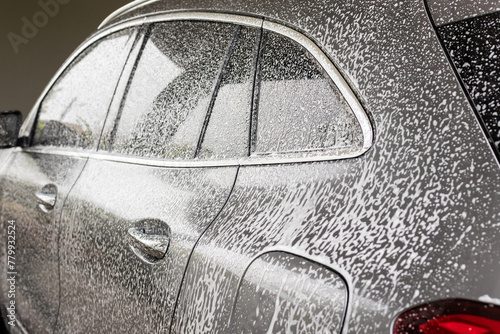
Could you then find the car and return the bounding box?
[0,0,499,333]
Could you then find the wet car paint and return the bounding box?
[0,152,87,333]
[107,1,500,332]
[55,160,238,333]
[0,0,499,333]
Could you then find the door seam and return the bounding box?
[168,166,240,334]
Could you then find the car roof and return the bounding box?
[98,0,500,31]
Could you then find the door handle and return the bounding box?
[127,227,170,260]
[35,184,57,213]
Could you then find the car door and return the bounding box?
[171,22,372,334]
[54,19,261,333]
[0,28,137,333]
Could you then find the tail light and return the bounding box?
[393,299,500,333]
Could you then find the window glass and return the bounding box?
[254,31,363,155]
[33,29,136,149]
[108,21,237,159]
[198,26,260,159]
[438,11,500,153]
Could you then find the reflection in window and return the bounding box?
[109,21,237,159]
[33,29,136,149]
[254,32,363,154]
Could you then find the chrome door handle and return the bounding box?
[127,227,170,260]
[35,184,57,213]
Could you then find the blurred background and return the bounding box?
[0,0,132,120]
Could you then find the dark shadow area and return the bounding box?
[0,0,131,120]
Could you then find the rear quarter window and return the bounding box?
[252,30,364,156]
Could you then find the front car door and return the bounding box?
[0,27,137,333]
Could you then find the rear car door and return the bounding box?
[54,19,261,333]
[0,28,137,333]
[172,21,371,334]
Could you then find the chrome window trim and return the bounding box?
[20,146,365,168]
[98,0,158,29]
[20,11,373,167]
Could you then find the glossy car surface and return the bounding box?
[0,0,499,333]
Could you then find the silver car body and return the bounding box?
[1,0,499,333]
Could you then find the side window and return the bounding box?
[252,31,363,155]
[106,21,238,159]
[197,26,261,160]
[33,28,137,149]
